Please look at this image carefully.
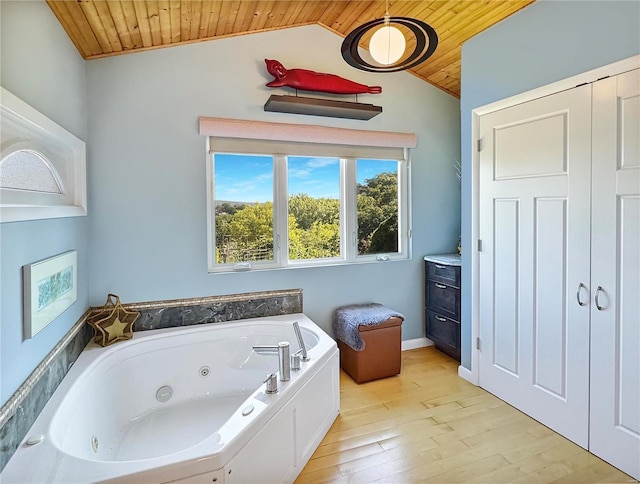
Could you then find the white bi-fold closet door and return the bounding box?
[478,68,639,479]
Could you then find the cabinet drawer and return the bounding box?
[425,261,460,288]
[425,280,460,321]
[426,310,460,361]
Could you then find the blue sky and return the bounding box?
[214,154,396,203]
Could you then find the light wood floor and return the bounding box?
[295,347,635,484]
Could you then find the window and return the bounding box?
[214,153,275,266]
[357,159,399,256]
[0,150,63,194]
[208,140,410,272]
[0,87,86,223]
[288,156,341,262]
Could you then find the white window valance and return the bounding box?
[198,117,417,150]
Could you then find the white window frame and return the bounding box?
[0,87,87,223]
[352,155,411,263]
[201,117,416,273]
[207,144,411,273]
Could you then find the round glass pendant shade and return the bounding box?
[369,25,406,65]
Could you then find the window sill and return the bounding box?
[208,255,411,274]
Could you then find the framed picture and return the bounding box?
[23,250,78,339]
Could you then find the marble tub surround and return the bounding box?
[83,289,304,332]
[0,315,93,472]
[131,289,303,331]
[0,289,303,473]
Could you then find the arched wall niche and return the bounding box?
[0,87,86,223]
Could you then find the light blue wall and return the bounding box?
[0,1,89,404]
[460,0,640,369]
[86,24,461,340]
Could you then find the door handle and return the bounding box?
[595,286,605,311]
[434,283,447,289]
[576,283,587,306]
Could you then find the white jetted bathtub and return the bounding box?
[2,313,340,483]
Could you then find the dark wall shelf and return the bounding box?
[264,94,382,120]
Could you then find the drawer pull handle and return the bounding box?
[435,316,447,322]
[434,283,447,289]
[435,264,446,269]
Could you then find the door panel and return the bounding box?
[493,198,519,375]
[620,89,639,169]
[590,69,640,480]
[494,112,568,179]
[479,84,592,448]
[618,197,639,435]
[533,198,567,398]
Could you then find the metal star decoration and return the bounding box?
[88,294,139,347]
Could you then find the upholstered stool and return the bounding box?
[333,304,404,383]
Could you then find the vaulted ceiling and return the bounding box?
[46,1,535,97]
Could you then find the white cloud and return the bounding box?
[307,158,339,168]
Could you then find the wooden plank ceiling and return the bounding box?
[46,1,535,97]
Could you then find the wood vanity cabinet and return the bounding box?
[424,255,461,362]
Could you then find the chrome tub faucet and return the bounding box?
[252,341,291,382]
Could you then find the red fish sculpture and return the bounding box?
[265,59,382,95]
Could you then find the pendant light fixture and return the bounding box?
[341,1,438,73]
[368,1,406,65]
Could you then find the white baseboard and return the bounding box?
[458,364,478,385]
[401,337,433,351]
